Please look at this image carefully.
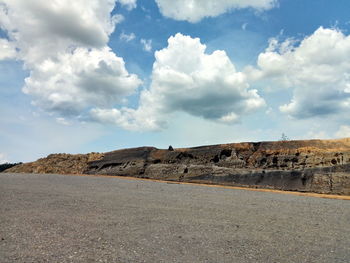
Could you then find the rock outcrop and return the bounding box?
[4,138,350,195]
[86,139,350,195]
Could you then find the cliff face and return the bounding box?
[86,139,350,195]
[4,138,350,195]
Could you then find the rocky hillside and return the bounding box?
[4,138,350,195]
[5,153,103,174]
[86,138,350,195]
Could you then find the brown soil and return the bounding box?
[5,152,104,174]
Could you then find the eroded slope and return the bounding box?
[4,138,350,195]
[86,139,350,195]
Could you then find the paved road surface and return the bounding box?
[0,173,349,263]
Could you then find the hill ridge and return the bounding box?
[5,138,350,195]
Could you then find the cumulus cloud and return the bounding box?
[23,47,142,116]
[155,0,277,23]
[0,38,16,60]
[0,0,143,118]
[0,0,124,64]
[250,27,350,119]
[92,33,265,130]
[141,39,152,52]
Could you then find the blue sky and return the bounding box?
[1,0,350,163]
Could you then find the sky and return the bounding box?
[1,0,350,163]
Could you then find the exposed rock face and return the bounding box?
[5,153,103,174]
[86,139,350,195]
[4,138,350,195]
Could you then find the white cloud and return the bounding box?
[335,125,350,138]
[118,0,137,10]
[92,33,265,130]
[23,47,142,116]
[0,0,124,64]
[149,33,265,122]
[120,32,136,42]
[250,27,350,119]
[155,0,277,23]
[0,38,16,60]
[0,0,143,120]
[141,38,152,52]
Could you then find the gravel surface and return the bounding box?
[0,173,349,263]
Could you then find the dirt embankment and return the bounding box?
[5,153,103,175]
[4,138,350,195]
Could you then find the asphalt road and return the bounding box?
[0,173,349,263]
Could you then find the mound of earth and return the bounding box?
[5,153,103,174]
[4,138,350,195]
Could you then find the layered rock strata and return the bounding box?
[4,139,350,195]
[86,139,350,195]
